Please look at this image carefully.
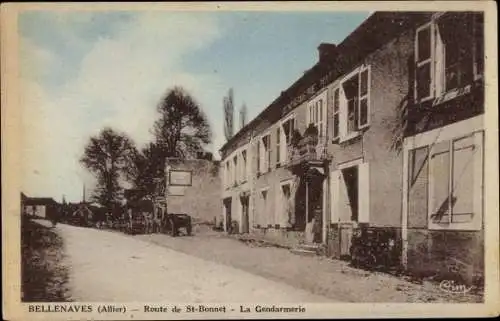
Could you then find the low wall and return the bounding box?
[406,229,484,285]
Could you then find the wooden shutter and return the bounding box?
[330,170,340,223]
[332,88,340,141]
[434,22,445,96]
[338,86,348,138]
[358,162,370,223]
[280,123,287,164]
[358,66,371,129]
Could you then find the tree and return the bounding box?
[125,142,165,200]
[80,127,136,214]
[152,86,212,158]
[223,88,234,140]
[239,102,247,129]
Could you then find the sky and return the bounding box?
[19,10,370,203]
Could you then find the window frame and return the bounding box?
[415,13,480,104]
[241,149,247,183]
[276,126,281,167]
[414,22,435,103]
[280,113,296,165]
[259,132,271,174]
[337,64,371,143]
[332,87,340,141]
[306,90,328,137]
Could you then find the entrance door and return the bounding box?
[305,171,324,244]
[240,196,250,233]
[223,198,232,232]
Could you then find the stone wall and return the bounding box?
[166,158,222,225]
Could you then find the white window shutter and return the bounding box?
[247,148,251,180]
[223,162,226,187]
[358,162,370,223]
[259,139,264,173]
[338,87,348,138]
[434,23,445,97]
[280,124,287,163]
[330,170,340,223]
[357,66,371,129]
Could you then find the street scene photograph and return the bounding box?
[3,3,498,319]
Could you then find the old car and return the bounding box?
[162,213,192,237]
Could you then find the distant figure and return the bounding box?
[49,208,60,228]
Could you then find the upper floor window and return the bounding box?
[232,155,237,186]
[279,115,296,165]
[276,127,281,166]
[225,161,230,189]
[415,13,483,103]
[241,149,247,182]
[333,64,371,142]
[307,97,326,137]
[258,134,271,174]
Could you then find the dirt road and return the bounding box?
[52,222,331,302]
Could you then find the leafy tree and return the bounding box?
[152,86,212,158]
[80,127,136,214]
[125,142,166,200]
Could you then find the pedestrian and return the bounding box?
[50,208,60,228]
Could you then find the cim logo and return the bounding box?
[439,280,474,294]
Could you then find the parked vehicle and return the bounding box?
[162,213,192,237]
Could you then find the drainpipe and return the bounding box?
[401,139,409,268]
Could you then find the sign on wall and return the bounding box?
[168,185,187,196]
[169,170,192,186]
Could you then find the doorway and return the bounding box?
[223,197,232,232]
[240,195,250,233]
[341,166,359,222]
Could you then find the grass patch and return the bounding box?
[21,218,71,302]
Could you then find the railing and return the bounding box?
[287,135,328,167]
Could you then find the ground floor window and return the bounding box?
[408,130,483,230]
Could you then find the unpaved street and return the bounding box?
[51,221,330,302]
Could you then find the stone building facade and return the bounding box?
[219,11,484,281]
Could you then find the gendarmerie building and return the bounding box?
[219,11,484,282]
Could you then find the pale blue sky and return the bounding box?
[19,10,370,202]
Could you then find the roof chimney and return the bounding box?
[318,43,337,63]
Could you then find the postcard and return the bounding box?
[2,1,498,320]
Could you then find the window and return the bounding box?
[308,96,327,137]
[428,132,482,230]
[415,23,433,101]
[233,156,237,186]
[264,135,271,171]
[337,64,371,140]
[256,141,260,176]
[332,88,340,140]
[343,76,359,135]
[258,134,271,173]
[276,127,281,166]
[241,150,247,182]
[415,13,482,103]
[278,116,295,165]
[225,161,230,188]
